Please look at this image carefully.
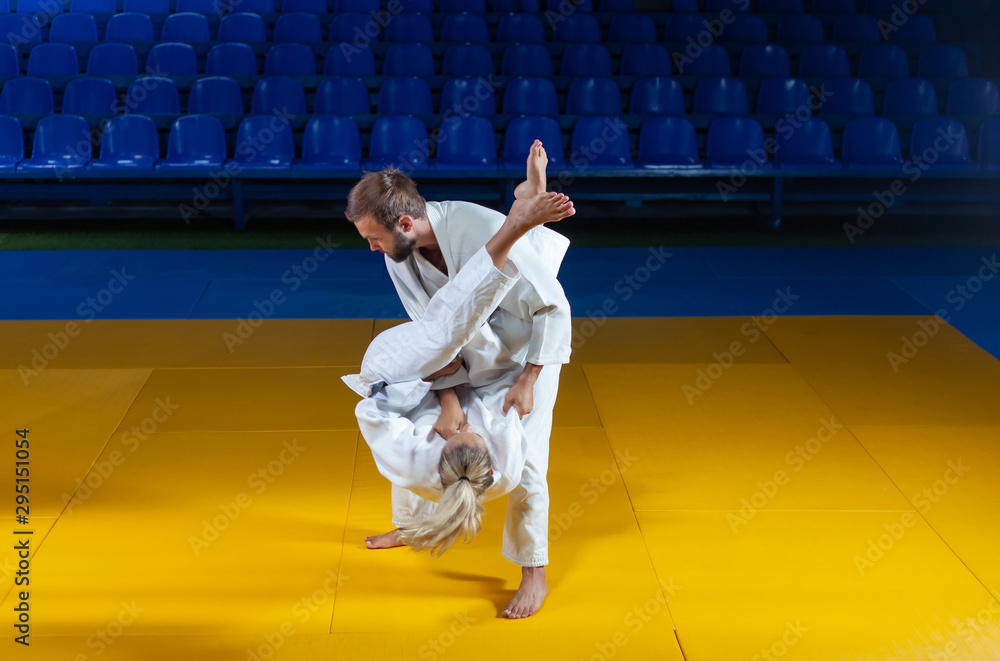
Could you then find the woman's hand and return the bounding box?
[433,388,467,440]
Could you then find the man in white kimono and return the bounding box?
[346,142,572,619]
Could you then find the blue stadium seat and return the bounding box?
[62,77,116,115]
[495,0,539,6]
[441,0,486,10]
[947,78,999,115]
[608,13,656,42]
[889,14,936,44]
[842,117,902,168]
[385,13,433,43]
[503,76,558,115]
[123,0,169,11]
[0,15,41,46]
[146,43,199,76]
[157,115,227,170]
[330,14,376,43]
[324,45,375,75]
[857,44,909,78]
[27,44,78,77]
[909,117,972,168]
[176,0,221,12]
[17,0,64,13]
[87,43,139,76]
[229,115,294,170]
[0,78,54,114]
[693,77,748,115]
[739,45,791,77]
[162,13,210,42]
[706,0,748,11]
[252,76,307,114]
[383,43,435,76]
[630,76,685,115]
[49,14,97,42]
[570,116,632,168]
[398,0,433,11]
[917,45,968,78]
[274,13,322,42]
[0,116,23,171]
[69,0,115,11]
[441,76,495,116]
[553,14,601,43]
[188,76,244,114]
[680,44,730,76]
[706,117,769,168]
[882,78,938,116]
[230,0,275,11]
[567,77,622,116]
[818,77,874,115]
[547,0,590,9]
[283,0,327,11]
[979,118,1000,169]
[89,115,159,171]
[756,77,809,114]
[665,13,706,42]
[501,43,553,76]
[335,0,378,10]
[367,115,429,170]
[105,13,154,42]
[560,43,612,76]
[218,13,266,43]
[833,15,880,43]
[378,76,432,114]
[315,76,368,114]
[776,15,824,44]
[125,77,180,114]
[0,45,17,77]
[19,115,91,172]
[436,115,496,169]
[759,0,803,10]
[295,115,362,170]
[637,116,701,168]
[774,117,838,168]
[442,44,494,76]
[497,13,544,42]
[502,115,563,168]
[600,0,634,9]
[721,14,768,43]
[265,43,317,75]
[619,44,671,77]
[798,44,849,77]
[812,0,856,11]
[441,14,489,43]
[206,43,258,76]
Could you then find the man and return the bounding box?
[346,142,572,619]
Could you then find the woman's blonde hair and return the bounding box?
[397,440,494,558]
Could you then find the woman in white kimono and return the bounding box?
[342,188,575,557]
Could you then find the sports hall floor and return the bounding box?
[2,244,999,660]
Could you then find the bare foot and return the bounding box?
[502,566,548,619]
[511,191,575,233]
[364,529,405,549]
[513,139,548,200]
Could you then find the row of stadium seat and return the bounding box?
[1,41,973,78]
[1,113,998,171]
[4,74,998,117]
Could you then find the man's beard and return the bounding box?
[387,228,417,263]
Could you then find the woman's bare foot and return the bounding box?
[514,139,548,200]
[502,566,548,619]
[364,529,406,549]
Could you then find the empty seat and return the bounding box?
[436,115,496,169]
[188,76,244,114]
[909,116,972,168]
[0,15,41,46]
[384,13,433,43]
[503,76,558,115]
[571,116,632,168]
[553,14,601,42]
[124,77,180,113]
[27,44,78,77]
[441,0,486,10]
[442,44,494,76]
[560,43,612,76]
[367,115,429,170]
[398,0,433,10]
[0,44,17,77]
[335,0,378,8]
[739,44,790,77]
[265,43,317,75]
[218,13,266,43]
[105,13,154,42]
[979,118,1000,169]
[229,115,294,170]
[252,76,307,114]
[206,43,258,76]
[441,14,489,43]
[776,14,824,44]
[295,115,362,170]
[798,44,849,77]
[693,77,748,115]
[146,43,199,76]
[324,45,375,75]
[230,0,275,11]
[608,13,656,42]
[812,0,855,10]
[637,116,701,168]
[889,14,936,44]
[0,78,54,114]
[274,13,323,42]
[680,44,730,76]
[630,76,685,115]
[502,115,563,168]
[175,0,220,12]
[89,115,159,171]
[947,78,999,115]
[759,0,803,10]
[330,13,376,42]
[546,0,590,9]
[501,43,553,76]
[566,77,622,116]
[833,15,880,43]
[161,13,210,42]
[49,13,97,42]
[619,43,671,77]
[19,115,91,172]
[17,0,65,13]
[62,77,117,115]
[917,45,968,77]
[882,78,938,115]
[315,76,368,114]
[720,14,768,43]
[774,117,837,168]
[157,115,227,170]
[69,0,115,11]
[818,77,874,114]
[665,13,706,42]
[857,44,909,78]
[841,116,902,168]
[383,43,435,76]
[378,76,432,114]
[756,77,809,114]
[497,13,544,43]
[0,116,23,171]
[706,117,768,167]
[441,76,495,116]
[87,43,139,76]
[122,0,169,10]
[283,0,327,11]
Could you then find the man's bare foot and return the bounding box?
[364,529,405,549]
[502,566,548,619]
[511,191,575,233]
[513,139,548,200]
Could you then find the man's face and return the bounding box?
[354,214,416,263]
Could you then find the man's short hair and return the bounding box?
[345,167,426,231]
